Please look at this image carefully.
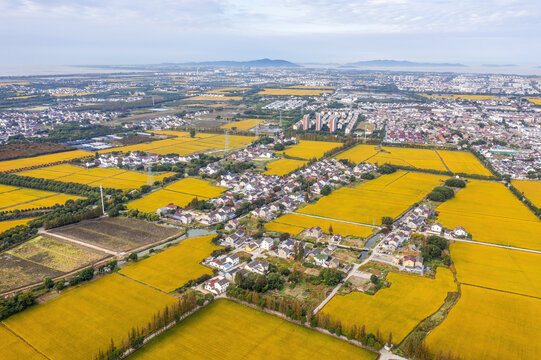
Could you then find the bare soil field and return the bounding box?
[0,253,62,293]
[0,142,73,161]
[48,217,182,252]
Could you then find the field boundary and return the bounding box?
[460,282,541,300]
[290,212,381,229]
[434,150,452,172]
[43,230,119,256]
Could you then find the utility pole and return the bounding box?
[100,185,105,215]
[225,130,229,152]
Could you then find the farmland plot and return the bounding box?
[128,300,378,360]
[298,171,445,225]
[263,159,308,176]
[0,218,36,233]
[0,326,46,360]
[512,179,541,207]
[279,140,341,160]
[0,185,83,212]
[425,285,541,360]
[2,274,177,360]
[436,180,541,250]
[258,88,333,96]
[0,150,92,172]
[120,235,220,292]
[321,267,456,343]
[437,150,492,176]
[0,253,62,293]
[48,217,181,252]
[221,119,261,130]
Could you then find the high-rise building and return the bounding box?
[302,114,310,130]
[329,116,337,132]
[315,112,321,131]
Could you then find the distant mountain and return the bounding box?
[346,60,467,67]
[482,64,518,67]
[170,58,300,68]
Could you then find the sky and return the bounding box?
[0,0,540,65]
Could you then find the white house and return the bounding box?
[205,277,229,294]
[430,222,443,234]
[454,226,468,237]
[245,260,269,275]
[260,237,274,251]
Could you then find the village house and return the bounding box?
[245,260,269,275]
[205,276,229,294]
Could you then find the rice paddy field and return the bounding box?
[436,180,541,250]
[128,300,378,360]
[0,325,46,360]
[266,213,374,238]
[424,285,541,360]
[263,158,308,176]
[119,235,220,292]
[7,235,108,273]
[258,88,333,96]
[421,94,505,100]
[512,179,541,207]
[335,145,491,175]
[0,217,35,233]
[207,87,250,94]
[298,171,445,225]
[0,253,62,293]
[526,98,541,105]
[279,140,342,160]
[48,217,181,252]
[127,178,226,212]
[184,95,242,101]
[0,150,92,172]
[18,164,174,190]
[221,119,261,130]
[0,184,83,212]
[2,274,178,360]
[450,242,541,298]
[98,131,254,155]
[321,267,456,344]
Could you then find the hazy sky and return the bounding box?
[1,0,540,65]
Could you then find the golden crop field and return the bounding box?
[512,179,541,207]
[298,171,445,225]
[436,180,541,250]
[0,184,83,212]
[8,235,108,273]
[0,150,92,172]
[526,98,541,105]
[120,235,220,292]
[128,300,378,360]
[221,119,262,130]
[258,88,333,96]
[421,94,506,100]
[437,150,492,176]
[424,285,541,360]
[0,218,35,233]
[127,178,225,212]
[263,159,308,176]
[0,326,46,360]
[207,87,250,94]
[2,274,177,360]
[165,177,226,198]
[336,145,491,175]
[450,242,541,298]
[267,213,374,238]
[279,140,342,160]
[321,267,456,344]
[18,164,174,190]
[99,132,254,156]
[264,221,306,235]
[288,85,335,89]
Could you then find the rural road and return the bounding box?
[41,229,119,256]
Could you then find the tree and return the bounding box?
[445,178,466,188]
[189,129,196,138]
[328,224,333,234]
[43,276,54,289]
[381,216,393,226]
[273,143,285,151]
[370,274,379,285]
[377,163,396,174]
[320,185,332,196]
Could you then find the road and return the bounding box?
[40,229,119,256]
[291,212,381,229]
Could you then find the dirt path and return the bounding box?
[41,230,118,256]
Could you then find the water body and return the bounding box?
[0,64,147,77]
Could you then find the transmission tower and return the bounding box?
[100,185,105,215]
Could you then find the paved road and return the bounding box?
[291,212,381,229]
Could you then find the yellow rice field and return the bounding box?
[183,95,242,101]
[279,140,342,160]
[436,180,541,250]
[0,218,35,233]
[263,159,308,176]
[127,178,225,212]
[526,98,541,105]
[99,132,254,155]
[18,164,173,190]
[298,171,445,225]
[129,300,378,360]
[512,179,541,207]
[258,88,333,96]
[2,274,177,360]
[421,94,506,100]
[221,119,262,130]
[336,145,491,175]
[0,150,92,173]
[0,325,46,360]
[266,213,374,238]
[450,242,541,298]
[0,184,83,212]
[321,267,456,344]
[119,235,220,292]
[207,87,250,94]
[424,285,541,360]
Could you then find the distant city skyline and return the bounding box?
[1,0,540,65]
